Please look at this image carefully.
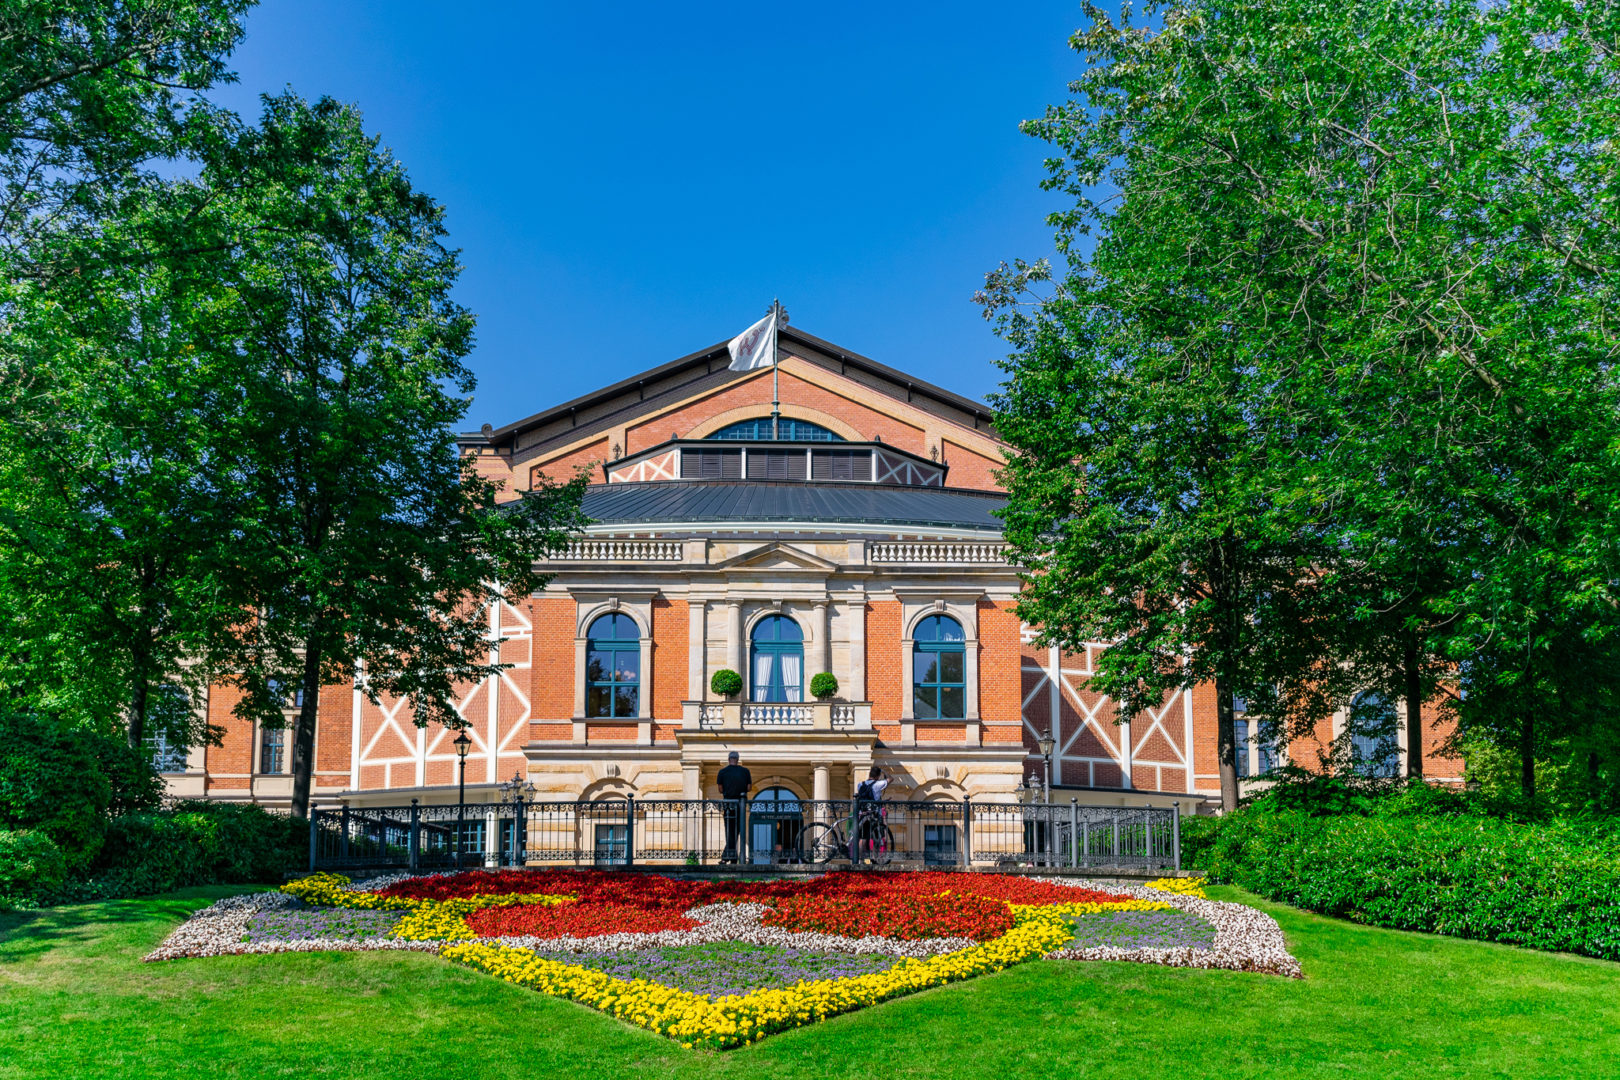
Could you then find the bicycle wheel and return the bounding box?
[867,821,895,867]
[799,822,844,864]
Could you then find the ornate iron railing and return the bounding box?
[309,798,1181,873]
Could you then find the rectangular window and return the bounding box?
[923,824,958,866]
[594,823,628,866]
[1258,737,1279,774]
[744,450,807,480]
[1234,718,1250,779]
[679,448,742,479]
[260,725,286,774]
[146,730,188,774]
[267,678,305,708]
[811,449,873,481]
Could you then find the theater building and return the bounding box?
[165,322,1462,815]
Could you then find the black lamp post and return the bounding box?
[453,730,471,868]
[497,771,536,867]
[1037,729,1056,803]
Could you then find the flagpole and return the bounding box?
[769,299,785,440]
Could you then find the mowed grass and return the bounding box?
[1,884,1616,1080]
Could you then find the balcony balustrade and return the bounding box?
[682,700,872,731]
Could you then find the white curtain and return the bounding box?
[753,652,774,699]
[780,653,802,701]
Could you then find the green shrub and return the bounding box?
[0,830,67,909]
[710,669,743,697]
[0,711,114,872]
[85,811,223,896]
[1188,810,1620,961]
[166,801,305,883]
[58,802,307,902]
[809,672,838,700]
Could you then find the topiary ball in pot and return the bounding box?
[710,668,743,698]
[810,672,839,700]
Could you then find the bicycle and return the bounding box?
[799,802,894,866]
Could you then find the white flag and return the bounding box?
[727,311,777,372]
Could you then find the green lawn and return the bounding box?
[1,885,1615,1080]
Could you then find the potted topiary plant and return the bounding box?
[810,672,838,700]
[710,668,743,698]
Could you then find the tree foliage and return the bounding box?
[195,93,587,818]
[983,0,1620,807]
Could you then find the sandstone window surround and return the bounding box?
[895,591,984,733]
[570,591,657,722]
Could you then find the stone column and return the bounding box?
[688,600,706,700]
[847,596,867,701]
[810,600,830,680]
[726,599,743,678]
[813,763,830,823]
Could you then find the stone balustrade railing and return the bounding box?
[685,701,872,732]
[867,542,1010,565]
[549,539,684,561]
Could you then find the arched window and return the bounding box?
[1348,691,1399,777]
[586,613,640,718]
[708,418,844,442]
[750,615,803,702]
[913,614,966,719]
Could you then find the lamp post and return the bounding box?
[453,730,471,868]
[497,771,536,867]
[1037,729,1056,804]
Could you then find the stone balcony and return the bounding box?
[680,700,873,732]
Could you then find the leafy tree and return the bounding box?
[200,94,588,818]
[0,0,252,257]
[984,1,1620,807]
[0,1,253,750]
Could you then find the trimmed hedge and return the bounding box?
[0,830,67,910]
[50,801,306,903]
[1184,811,1620,961]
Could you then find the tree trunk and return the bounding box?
[1403,634,1424,780]
[1215,677,1239,812]
[289,630,324,820]
[1520,712,1536,804]
[126,638,150,751]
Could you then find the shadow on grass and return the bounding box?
[0,887,266,964]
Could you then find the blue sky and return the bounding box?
[213,2,1090,428]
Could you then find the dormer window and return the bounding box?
[709,418,844,442]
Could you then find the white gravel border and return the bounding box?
[144,891,437,962]
[1034,877,1302,978]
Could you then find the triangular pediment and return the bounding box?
[713,542,840,571]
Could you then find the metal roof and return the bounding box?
[576,481,1008,533]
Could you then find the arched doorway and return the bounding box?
[750,786,803,865]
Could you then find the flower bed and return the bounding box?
[147,869,1300,1046]
[764,892,1014,942]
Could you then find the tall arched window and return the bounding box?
[586,613,640,718]
[1348,691,1399,777]
[750,615,803,702]
[913,614,966,719]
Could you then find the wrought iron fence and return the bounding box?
[308,797,1181,873]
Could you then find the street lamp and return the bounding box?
[453,730,471,868]
[1017,774,1038,805]
[1037,729,1056,803]
[497,771,536,867]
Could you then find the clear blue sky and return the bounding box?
[212,2,1092,429]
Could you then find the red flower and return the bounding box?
[764,893,1014,942]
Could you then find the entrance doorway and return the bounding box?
[750,787,803,864]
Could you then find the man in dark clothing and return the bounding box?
[717,751,751,864]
